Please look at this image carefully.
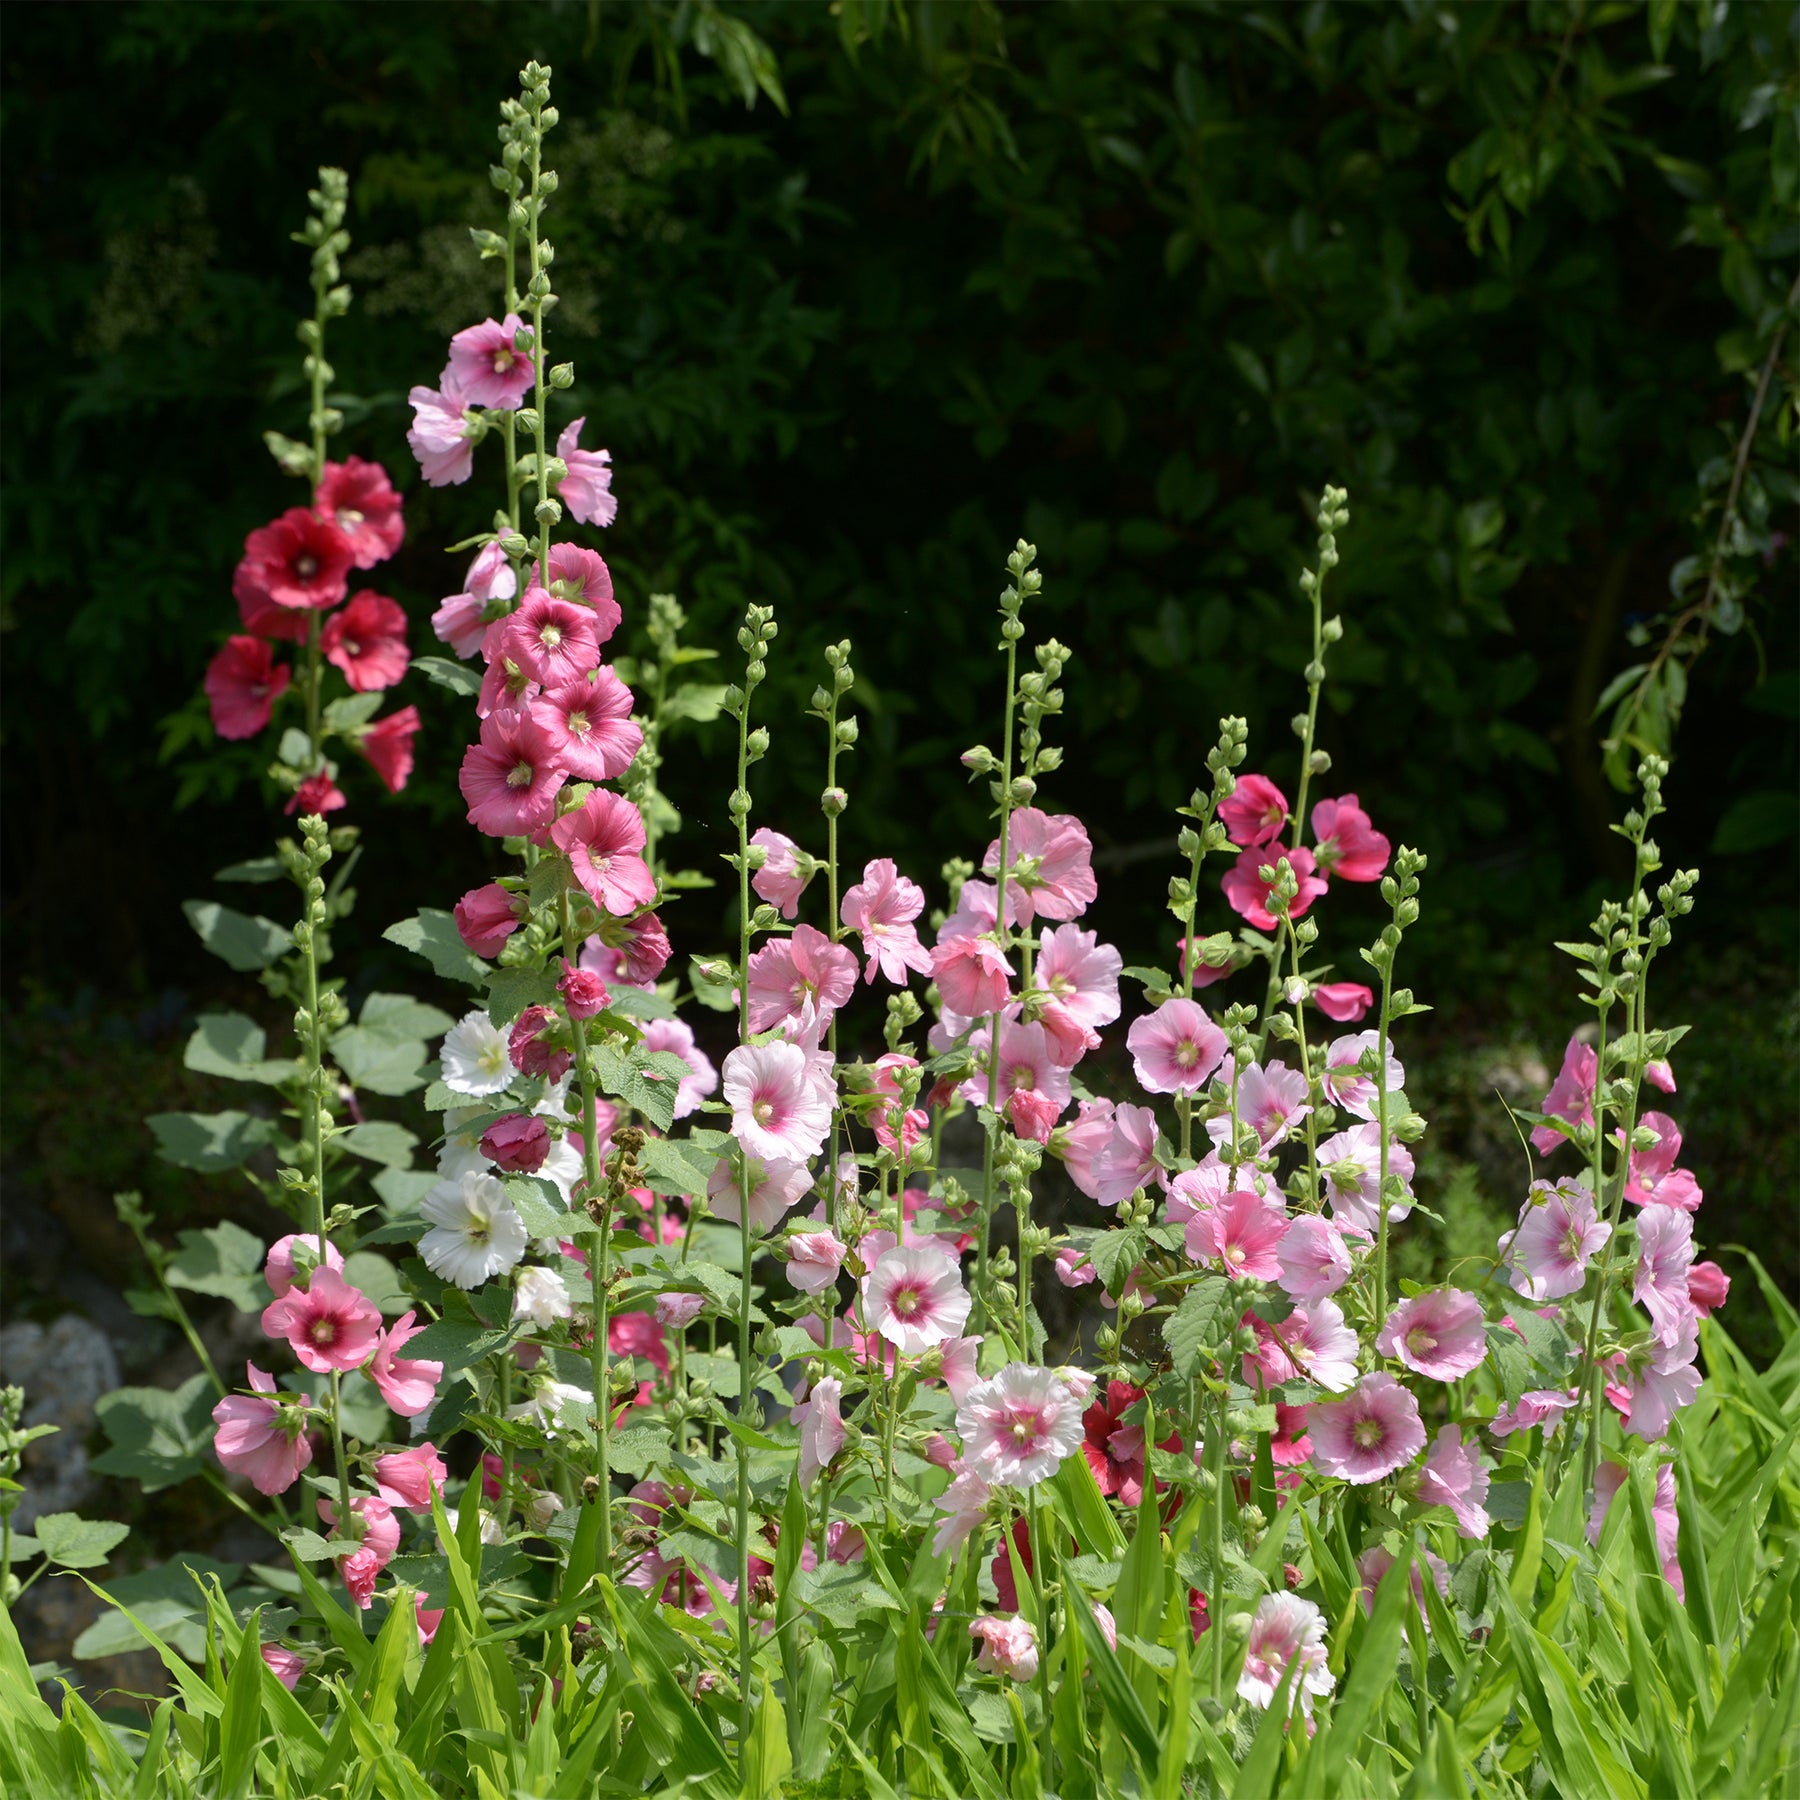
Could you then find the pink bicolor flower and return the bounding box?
[1052,1097,1116,1200]
[1127,997,1227,1095]
[931,1469,992,1555]
[360,706,420,794]
[863,1246,972,1353]
[1054,1246,1096,1288]
[535,543,620,634]
[1218,773,1289,849]
[372,1443,447,1511]
[582,911,672,987]
[638,1018,718,1120]
[1624,1112,1703,1212]
[970,1615,1039,1682]
[540,667,641,782]
[1589,1462,1683,1597]
[504,590,600,687]
[1009,1087,1059,1143]
[550,790,656,916]
[1238,1593,1334,1718]
[1416,1426,1490,1539]
[708,1148,814,1235]
[785,1230,847,1295]
[283,774,347,819]
[1376,1288,1488,1382]
[983,808,1097,923]
[558,960,611,1021]
[749,829,813,919]
[321,589,409,691]
[554,417,618,526]
[1240,1308,1299,1389]
[968,1019,1073,1115]
[1320,1031,1405,1120]
[1531,1035,1597,1155]
[1311,793,1390,882]
[1614,1315,1702,1442]
[723,1041,834,1164]
[1276,1214,1352,1299]
[315,456,404,568]
[1308,1372,1427,1483]
[1209,1060,1312,1153]
[263,1233,344,1299]
[1221,843,1327,930]
[1687,1260,1730,1316]
[480,1113,549,1174]
[205,636,291,739]
[368,1311,444,1418]
[956,1363,1088,1488]
[1500,1177,1611,1302]
[1316,1123,1415,1235]
[938,1335,984,1403]
[746,924,858,1041]
[1276,1298,1361,1392]
[446,313,535,409]
[454,882,527,959]
[931,935,1014,1019]
[261,1644,306,1690]
[841,858,934,984]
[1186,1190,1287,1281]
[1092,1102,1164,1207]
[1356,1546,1450,1623]
[1030,923,1122,1061]
[654,1291,706,1330]
[1312,982,1373,1023]
[407,373,478,486]
[1488,1387,1580,1438]
[234,507,354,613]
[938,876,1020,944]
[1271,1402,1313,1468]
[791,1377,845,1486]
[261,1267,383,1375]
[212,1364,311,1496]
[459,705,568,836]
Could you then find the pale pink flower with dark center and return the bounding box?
[708,1150,813,1233]
[368,1311,444,1418]
[1316,1122,1415,1234]
[1029,923,1121,1061]
[316,456,405,568]
[445,313,534,409]
[746,924,858,1041]
[454,882,527,959]
[1615,1315,1701,1442]
[1589,1461,1683,1597]
[863,1246,972,1353]
[1311,793,1390,882]
[261,1267,382,1374]
[372,1444,447,1511]
[503,590,600,688]
[970,1615,1039,1681]
[1275,1298,1361,1392]
[1531,1036,1597,1154]
[459,705,567,835]
[1500,1177,1610,1302]
[1238,1593,1334,1717]
[1624,1111,1703,1211]
[1312,982,1373,1023]
[205,636,291,739]
[791,1377,845,1485]
[541,667,641,780]
[841,858,934,984]
[550,790,656,916]
[1416,1426,1490,1538]
[1488,1387,1579,1438]
[1127,997,1227,1095]
[1208,1060,1311,1152]
[1276,1214,1352,1298]
[1053,1098,1116,1200]
[931,1468,992,1555]
[723,1041,833,1163]
[1219,773,1289,849]
[1308,1373,1426,1483]
[1093,1102,1163,1207]
[1687,1260,1729,1316]
[931,935,1013,1019]
[749,828,813,919]
[261,1644,306,1690]
[983,808,1097,923]
[956,1363,1088,1488]
[1186,1190,1287,1281]
[1221,844,1327,930]
[555,417,618,526]
[638,1017,718,1120]
[263,1233,344,1299]
[963,1020,1073,1116]
[1376,1289,1488,1382]
[1320,1031,1405,1120]
[212,1364,311,1496]
[785,1230,848,1294]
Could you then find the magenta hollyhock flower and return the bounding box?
[1276,1297,1361,1392]
[446,313,535,409]
[785,1230,847,1295]
[1209,1060,1312,1152]
[1238,1593,1334,1717]
[979,1020,1074,1115]
[555,417,618,526]
[320,590,409,692]
[261,1644,306,1690]
[459,706,566,834]
[1221,843,1327,930]
[1127,996,1227,1095]
[1053,1097,1116,1200]
[1377,1288,1488,1382]
[1616,1316,1702,1442]
[970,1615,1039,1681]
[501,1005,567,1085]
[1030,922,1122,1061]
[372,1443,447,1511]
[1320,1031,1404,1120]
[205,636,291,739]
[1311,793,1391,882]
[1271,1401,1312,1468]
[746,924,859,1041]
[539,667,641,782]
[609,1310,671,1374]
[722,1041,833,1163]
[1589,1461,1684,1597]
[261,1267,382,1375]
[983,808,1097,924]
[582,910,672,988]
[315,457,405,568]
[841,858,934,985]
[1241,1306,1301,1389]
[957,1363,1088,1488]
[863,1245,972,1353]
[1416,1426,1490,1539]
[1687,1259,1729,1316]
[408,373,478,485]
[1276,1213,1352,1299]
[549,790,656,916]
[792,1377,845,1486]
[454,882,526,958]
[1500,1177,1611,1302]
[359,705,420,794]
[480,1113,550,1174]
[341,1545,383,1610]
[1054,1246,1096,1288]
[653,1291,706,1329]
[558,960,611,1021]
[263,1233,344,1300]
[1186,1190,1287,1281]
[234,574,311,643]
[503,589,600,688]
[1093,1101,1163,1207]
[1219,773,1289,849]
[1308,1372,1427,1483]
[1531,1035,1597,1154]
[234,508,354,613]
[1081,1379,1155,1506]
[283,773,347,819]
[536,543,620,634]
[1624,1112,1703,1211]
[748,828,812,919]
[638,1018,718,1120]
[212,1364,311,1496]
[1488,1387,1579,1438]
[1313,981,1373,1023]
[931,935,1014,1020]
[368,1311,444,1418]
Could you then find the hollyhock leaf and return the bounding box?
[183,1013,301,1086]
[340,1251,410,1316]
[1507,1309,1574,1378]
[279,1528,339,1563]
[384,911,490,985]
[501,1176,568,1237]
[89,1376,215,1492]
[638,1137,717,1199]
[688,954,739,1012]
[70,1555,241,1664]
[1121,965,1175,993]
[601,986,678,1022]
[594,1046,695,1134]
[360,994,458,1042]
[371,1168,437,1213]
[276,729,313,768]
[330,1029,429,1097]
[214,857,285,884]
[165,1222,269,1312]
[486,965,559,1027]
[1088,1227,1146,1298]
[337,1122,419,1167]
[659,683,730,723]
[183,901,294,972]
[33,1514,129,1570]
[404,1316,519,1374]
[412,655,484,698]
[608,1426,673,1477]
[148,1110,277,1173]
[1164,1276,1233,1376]
[1486,1328,1533,1406]
[322,693,383,732]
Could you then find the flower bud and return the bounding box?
[821,787,848,818]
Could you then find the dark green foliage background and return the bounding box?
[3,1,1795,1348]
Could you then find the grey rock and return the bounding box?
[0,1314,121,1530]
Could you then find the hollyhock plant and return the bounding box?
[1531,1035,1597,1154]
[359,705,421,794]
[1624,1112,1703,1211]
[1218,772,1288,848]
[1614,1316,1702,1442]
[1221,843,1327,930]
[1054,1246,1096,1287]
[785,1230,848,1294]
[541,667,641,780]
[956,1364,1088,1488]
[841,858,934,984]
[1308,1373,1427,1483]
[983,807,1097,922]
[504,590,600,687]
[746,924,859,1040]
[1687,1259,1730,1316]
[433,548,511,654]
[440,1008,518,1096]
[1320,1031,1405,1120]
[212,1365,312,1496]
[1054,1098,1117,1200]
[707,1150,814,1234]
[654,1291,705,1330]
[261,1267,383,1374]
[1127,996,1227,1094]
[1488,1388,1580,1438]
[372,1444,447,1511]
[206,636,292,739]
[792,1378,845,1486]
[480,1113,549,1173]
[1275,1299,1362,1393]
[1416,1426,1491,1538]
[1093,1102,1163,1206]
[558,960,611,1021]
[235,508,354,612]
[446,312,536,409]
[749,830,813,919]
[639,1017,718,1120]
[1311,793,1391,881]
[407,373,479,486]
[550,789,656,916]
[1312,981,1373,1023]
[536,543,621,636]
[1276,1213,1353,1299]
[261,1645,306,1691]
[511,1265,574,1330]
[1209,1060,1312,1152]
[1590,1462,1684,1597]
[419,1172,529,1289]
[263,1233,344,1299]
[555,417,618,526]
[460,705,567,835]
[1376,1289,1488,1382]
[284,773,347,817]
[368,1312,444,1418]
[1316,1124,1416,1235]
[583,910,672,987]
[1356,1546,1451,1622]
[863,1246,972,1353]
[1081,1380,1160,1506]
[315,456,405,568]
[972,1020,1073,1115]
[1500,1177,1611,1301]
[1237,1593,1334,1718]
[509,1006,572,1082]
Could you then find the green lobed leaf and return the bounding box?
[1162,1275,1233,1376]
[165,1220,270,1311]
[412,655,483,698]
[183,899,294,971]
[335,1119,419,1166]
[384,909,489,985]
[32,1513,129,1570]
[182,1012,300,1085]
[147,1109,277,1173]
[88,1374,217,1493]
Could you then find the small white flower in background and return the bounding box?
[440,1009,517,1097]
[445,1504,506,1546]
[1237,1593,1335,1717]
[512,1265,573,1329]
[437,1105,492,1181]
[528,1490,562,1529]
[419,1171,528,1288]
[507,1378,594,1439]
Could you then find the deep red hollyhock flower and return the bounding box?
[454,882,526,958]
[285,773,347,816]
[509,1004,572,1084]
[316,457,405,568]
[322,590,410,692]
[479,1113,550,1174]
[205,636,290,739]
[990,1514,1033,1613]
[1081,1379,1178,1508]
[234,508,354,612]
[360,706,421,794]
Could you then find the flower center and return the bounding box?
[567,709,590,736]
[892,1288,920,1317]
[588,847,612,872]
[492,348,515,373]
[341,638,361,657]
[507,759,535,789]
[1011,1064,1036,1092]
[1049,974,1074,998]
[309,1319,338,1346]
[467,1222,491,1246]
[1175,1039,1199,1068]
[540,623,562,649]
[1006,1408,1042,1445]
[338,507,364,528]
[1353,1417,1384,1448]
[1406,1327,1437,1357]
[1559,1226,1583,1261]
[1224,1242,1245,1267]
[295,554,319,579]
[752,1099,776,1126]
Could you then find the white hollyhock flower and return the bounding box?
[440,1010,517,1097]
[508,1378,593,1438]
[538,1135,584,1206]
[419,1171,528,1288]
[437,1105,492,1181]
[512,1265,573,1329]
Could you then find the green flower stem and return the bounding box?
[327,1370,353,1544]
[1208,1382,1229,1696]
[1283,917,1321,1195]
[1371,947,1397,1332]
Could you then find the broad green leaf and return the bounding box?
[487,962,559,1025]
[503,1173,570,1237]
[164,1220,270,1311]
[1163,1276,1232,1376]
[330,1027,429,1096]
[412,654,482,698]
[384,909,490,985]
[89,1375,217,1492]
[183,1012,299,1084]
[183,899,293,971]
[593,1044,696,1133]
[1088,1226,1146,1297]
[341,1249,410,1314]
[147,1109,276,1172]
[336,1119,419,1165]
[32,1513,129,1569]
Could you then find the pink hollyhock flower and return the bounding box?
[1356,1546,1450,1622]
[610,1310,670,1375]
[1499,1177,1611,1302]
[1030,923,1122,1061]
[261,1267,382,1374]
[1615,1316,1702,1442]
[263,1233,344,1299]
[931,1468,992,1555]
[746,924,858,1041]
[938,876,1021,944]
[368,1311,444,1418]
[1276,1298,1361,1392]
[1221,843,1327,930]
[480,1113,549,1174]
[1090,1602,1119,1653]
[1209,1060,1312,1152]
[654,1291,706,1329]
[1238,1593,1334,1717]
[1308,1373,1426,1483]
[540,667,641,781]
[708,1148,814,1233]
[414,1600,445,1647]
[504,590,600,687]
[555,417,618,526]
[956,1363,1088,1488]
[407,373,478,485]
[283,774,347,818]
[1687,1260,1729,1316]
[931,935,1014,1019]
[1053,1098,1116,1200]
[1188,1590,1212,1640]
[550,790,656,916]
[869,1052,929,1155]
[975,1020,1074,1115]
[1127,996,1227,1095]
[1416,1426,1490,1539]
[1645,1058,1677,1094]
[535,542,620,635]
[582,911,672,987]
[938,1335,984,1404]
[785,1230,847,1294]
[1276,1214,1352,1299]
[1488,1387,1580,1438]
[1081,1379,1157,1506]
[235,575,310,643]
[1316,1123,1415,1234]
[922,1434,959,1472]
[749,828,813,919]
[1093,1102,1164,1207]
[475,634,538,721]
[459,705,567,835]
[970,1615,1039,1682]
[1187,1191,1287,1281]
[1624,1112,1703,1211]
[509,1005,572,1083]
[359,705,420,794]
[1312,982,1373,1023]
[340,1546,382,1610]
[446,313,535,409]
[558,960,611,1021]
[205,636,291,739]
[639,1018,718,1121]
[1376,1289,1488,1382]
[212,1365,311,1496]
[372,1443,447,1511]
[1271,1401,1312,1468]
[1166,1154,1251,1227]
[315,457,405,568]
[1311,793,1391,882]
[863,1246,972,1353]
[1531,1035,1597,1154]
[234,508,354,613]
[1219,773,1289,849]
[1589,1461,1684,1597]
[1241,1309,1299,1388]
[454,882,526,959]
[841,858,934,984]
[261,1644,306,1690]
[722,1042,834,1162]
[1054,1246,1096,1288]
[1320,1031,1405,1120]
[1009,1087,1059,1143]
[432,573,501,660]
[791,1377,845,1486]
[983,808,1097,924]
